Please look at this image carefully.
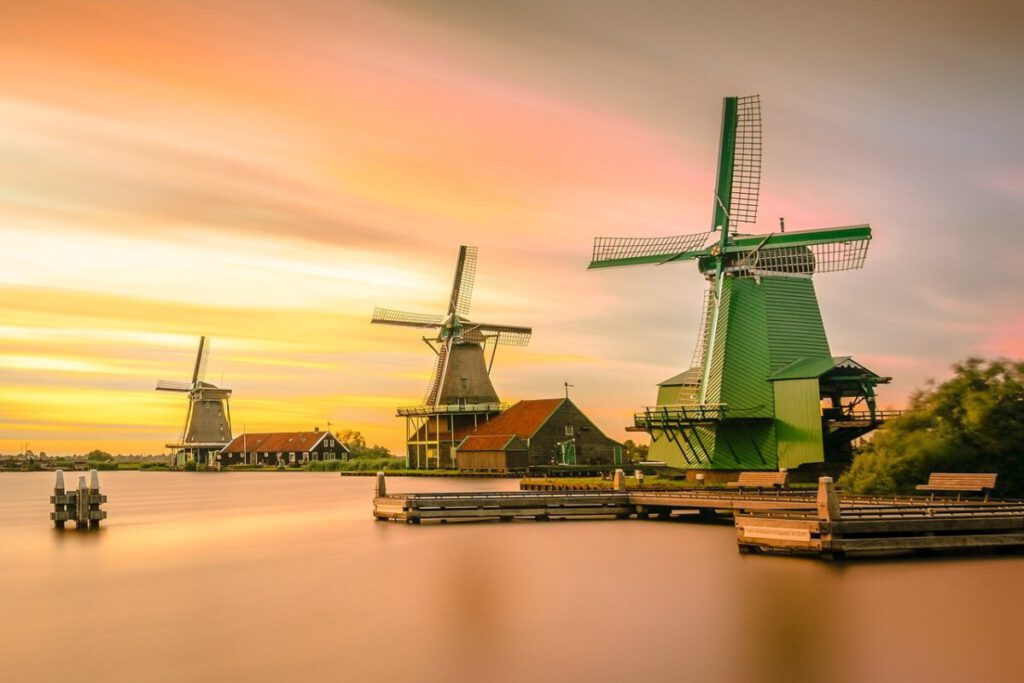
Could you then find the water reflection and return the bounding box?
[1,472,1022,683]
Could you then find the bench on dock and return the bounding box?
[916,473,998,501]
[726,471,788,493]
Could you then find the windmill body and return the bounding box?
[372,246,532,468]
[155,336,233,467]
[590,96,896,476]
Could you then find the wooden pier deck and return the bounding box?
[374,490,635,523]
[372,487,822,523]
[371,472,1024,559]
[737,500,1024,558]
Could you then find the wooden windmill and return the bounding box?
[372,246,532,468]
[155,336,233,466]
[589,96,895,475]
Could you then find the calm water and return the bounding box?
[1,472,1022,683]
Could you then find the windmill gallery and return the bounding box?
[155,95,894,479]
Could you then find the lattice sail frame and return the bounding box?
[729,95,762,227]
[371,308,445,327]
[451,246,478,318]
[591,231,712,264]
[729,237,870,277]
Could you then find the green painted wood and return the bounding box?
[762,277,830,373]
[774,378,825,469]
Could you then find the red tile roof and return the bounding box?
[221,431,339,454]
[458,434,526,452]
[467,399,564,440]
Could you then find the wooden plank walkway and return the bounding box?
[374,490,634,523]
[372,472,1024,559]
[736,478,1024,558]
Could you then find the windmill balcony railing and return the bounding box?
[397,402,508,417]
[827,409,904,422]
[633,404,774,430]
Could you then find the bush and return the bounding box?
[840,358,1024,497]
[305,457,406,472]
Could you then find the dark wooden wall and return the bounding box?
[527,401,620,466]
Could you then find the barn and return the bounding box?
[218,429,350,467]
[455,398,622,470]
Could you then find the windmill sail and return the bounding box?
[423,343,448,406]
[728,95,762,226]
[448,246,478,318]
[192,336,209,385]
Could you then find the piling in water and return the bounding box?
[50,468,107,530]
[375,472,387,498]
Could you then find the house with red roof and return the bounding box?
[455,398,621,471]
[218,428,350,467]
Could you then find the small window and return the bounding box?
[564,425,574,436]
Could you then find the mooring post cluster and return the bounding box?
[50,469,107,530]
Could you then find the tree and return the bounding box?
[85,450,114,462]
[840,358,1024,497]
[335,430,391,459]
[622,439,649,462]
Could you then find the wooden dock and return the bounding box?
[372,472,1024,559]
[736,478,1024,558]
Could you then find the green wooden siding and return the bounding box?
[773,378,824,469]
[718,277,773,416]
[762,277,830,373]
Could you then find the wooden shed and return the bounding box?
[456,434,529,472]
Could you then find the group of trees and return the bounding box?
[840,358,1024,498]
[334,430,395,459]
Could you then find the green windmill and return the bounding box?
[589,95,896,476]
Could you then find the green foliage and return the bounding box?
[305,457,406,472]
[622,439,649,462]
[182,461,198,472]
[90,461,120,470]
[840,358,1024,497]
[336,430,393,459]
[85,450,114,462]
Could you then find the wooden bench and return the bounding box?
[915,473,998,501]
[726,471,788,493]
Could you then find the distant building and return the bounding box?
[219,429,350,467]
[455,398,622,470]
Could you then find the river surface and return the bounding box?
[1,472,1022,683]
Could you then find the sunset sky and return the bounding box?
[1,0,1022,455]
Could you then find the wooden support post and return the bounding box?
[88,469,101,529]
[612,469,626,492]
[375,471,387,498]
[52,469,65,529]
[817,476,843,559]
[76,475,89,529]
[816,476,841,522]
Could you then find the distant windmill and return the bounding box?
[589,95,893,474]
[371,246,532,468]
[155,336,233,466]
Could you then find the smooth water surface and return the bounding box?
[1,472,1022,683]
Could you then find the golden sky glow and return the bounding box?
[2,1,1022,454]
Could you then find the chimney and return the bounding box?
[314,426,320,433]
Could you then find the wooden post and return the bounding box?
[375,471,387,498]
[817,476,843,559]
[816,476,841,522]
[88,469,101,529]
[52,469,66,529]
[76,475,89,529]
[612,469,626,492]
